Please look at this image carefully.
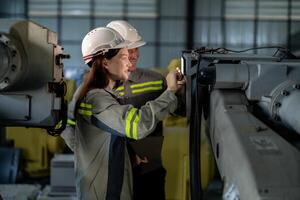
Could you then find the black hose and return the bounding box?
[189,59,204,200]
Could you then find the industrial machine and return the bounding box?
[0,20,69,134]
[0,20,69,182]
[182,48,300,200]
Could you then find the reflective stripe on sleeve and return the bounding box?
[80,102,92,109]
[131,86,163,94]
[67,119,76,125]
[78,109,92,116]
[78,102,92,116]
[130,80,163,94]
[132,113,140,140]
[125,108,137,138]
[115,86,125,91]
[130,80,163,89]
[125,107,141,139]
[115,86,125,96]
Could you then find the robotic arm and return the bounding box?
[0,20,69,134]
[183,48,300,200]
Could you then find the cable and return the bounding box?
[46,98,68,136]
[222,46,287,53]
[189,57,203,200]
[47,82,68,136]
[193,46,291,57]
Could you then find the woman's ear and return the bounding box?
[102,58,110,69]
[102,58,109,69]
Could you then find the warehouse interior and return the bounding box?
[0,0,300,199]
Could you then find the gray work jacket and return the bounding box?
[115,68,166,173]
[74,87,177,200]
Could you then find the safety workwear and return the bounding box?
[116,68,167,199]
[81,27,130,64]
[116,68,166,107]
[60,69,169,199]
[74,87,177,199]
[106,20,146,49]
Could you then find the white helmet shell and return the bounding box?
[81,27,130,64]
[106,20,146,49]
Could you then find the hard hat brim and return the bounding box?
[128,40,146,49]
[83,40,131,64]
[114,40,131,49]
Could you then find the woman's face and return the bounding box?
[104,48,132,81]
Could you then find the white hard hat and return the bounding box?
[106,20,146,49]
[81,27,130,64]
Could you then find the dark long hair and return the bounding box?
[75,49,120,113]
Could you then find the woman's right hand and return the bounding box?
[166,70,185,92]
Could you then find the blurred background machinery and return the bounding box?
[0,20,67,130]
[183,47,300,200]
[0,20,68,194]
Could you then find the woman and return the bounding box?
[74,27,183,200]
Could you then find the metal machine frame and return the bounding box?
[182,48,300,200]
